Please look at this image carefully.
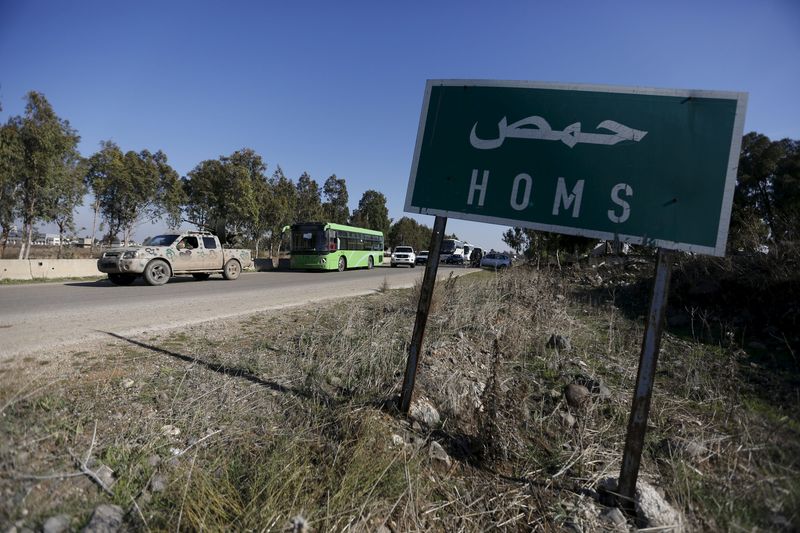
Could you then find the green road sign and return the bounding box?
[405,80,747,256]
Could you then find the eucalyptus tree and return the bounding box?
[735,132,800,246]
[265,165,297,256]
[43,152,87,257]
[6,92,81,259]
[350,189,390,235]
[295,172,322,222]
[0,119,24,257]
[322,174,349,224]
[388,216,432,251]
[86,141,183,244]
[183,148,264,245]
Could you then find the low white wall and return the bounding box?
[0,259,101,281]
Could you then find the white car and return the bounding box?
[391,246,416,267]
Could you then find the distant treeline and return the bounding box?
[0,91,445,259]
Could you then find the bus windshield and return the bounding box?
[291,225,330,252]
[441,239,463,254]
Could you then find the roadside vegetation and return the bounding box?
[1,252,797,531]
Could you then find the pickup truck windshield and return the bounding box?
[145,235,179,246]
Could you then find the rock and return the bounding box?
[161,424,181,437]
[559,411,576,428]
[598,478,682,530]
[289,515,309,533]
[635,481,684,531]
[42,515,71,533]
[428,441,452,470]
[564,384,590,409]
[81,504,123,533]
[390,434,405,447]
[596,384,612,401]
[147,455,161,467]
[409,398,440,428]
[661,438,708,463]
[547,334,571,351]
[599,507,627,530]
[120,378,134,389]
[150,474,168,493]
[94,464,115,489]
[683,440,708,462]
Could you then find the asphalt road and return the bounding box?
[0,265,477,359]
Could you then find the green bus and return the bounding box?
[288,222,384,271]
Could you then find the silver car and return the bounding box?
[480,253,512,270]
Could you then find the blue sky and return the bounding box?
[2,0,799,250]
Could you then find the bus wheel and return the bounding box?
[367,256,374,269]
[338,256,346,272]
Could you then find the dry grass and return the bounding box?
[1,263,798,531]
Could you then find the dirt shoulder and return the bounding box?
[1,265,797,531]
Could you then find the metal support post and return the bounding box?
[617,248,674,510]
[399,216,447,413]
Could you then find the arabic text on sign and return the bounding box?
[469,116,648,150]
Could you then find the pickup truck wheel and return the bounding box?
[223,259,241,280]
[192,273,211,281]
[367,256,374,269]
[337,256,346,272]
[108,273,136,286]
[143,260,170,286]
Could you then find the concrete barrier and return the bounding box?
[0,260,33,281]
[1,259,101,281]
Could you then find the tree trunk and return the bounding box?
[23,222,34,260]
[1,228,8,259]
[57,223,65,259]
[90,199,99,252]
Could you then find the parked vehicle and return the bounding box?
[470,247,484,267]
[444,253,465,265]
[462,242,477,262]
[439,239,464,262]
[97,231,253,286]
[287,222,383,271]
[480,253,512,270]
[415,250,429,265]
[391,246,416,267]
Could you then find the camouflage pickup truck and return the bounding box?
[97,231,253,286]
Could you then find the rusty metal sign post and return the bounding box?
[616,248,674,510]
[399,215,447,413]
